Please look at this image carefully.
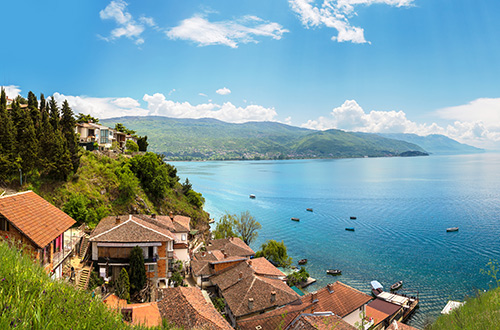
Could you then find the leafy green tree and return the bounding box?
[255,240,292,268]
[76,113,99,124]
[0,88,16,174]
[62,194,90,225]
[182,178,192,195]
[213,213,238,239]
[286,267,309,287]
[116,268,130,302]
[235,211,261,245]
[39,93,46,112]
[186,189,204,208]
[126,139,139,152]
[129,246,146,295]
[116,164,140,203]
[137,136,148,152]
[129,152,171,200]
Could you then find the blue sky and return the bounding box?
[1,0,500,149]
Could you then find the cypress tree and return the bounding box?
[129,246,147,295]
[0,88,16,177]
[60,100,80,171]
[17,108,38,174]
[49,96,59,131]
[39,93,46,112]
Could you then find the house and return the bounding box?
[0,191,77,278]
[238,281,373,330]
[156,286,233,330]
[191,236,255,287]
[288,312,357,330]
[366,298,405,330]
[75,122,113,150]
[88,213,191,287]
[210,257,300,327]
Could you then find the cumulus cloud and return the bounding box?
[301,99,500,149]
[52,93,148,119]
[99,0,150,45]
[216,87,231,95]
[143,93,277,123]
[166,14,289,48]
[289,0,413,43]
[1,85,21,99]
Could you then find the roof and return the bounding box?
[103,293,128,309]
[366,298,402,325]
[237,282,372,330]
[125,302,162,327]
[288,313,357,330]
[211,259,299,318]
[0,191,76,248]
[134,214,190,233]
[157,287,232,330]
[207,237,255,257]
[248,257,286,277]
[89,215,174,242]
[386,320,420,330]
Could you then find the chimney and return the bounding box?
[238,271,243,280]
[248,260,252,266]
[271,291,276,303]
[311,291,317,303]
[248,298,254,310]
[115,216,120,224]
[327,283,334,293]
[169,211,174,220]
[151,213,156,219]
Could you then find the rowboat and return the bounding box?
[345,227,355,231]
[326,269,341,275]
[306,208,313,212]
[350,216,357,220]
[390,280,403,291]
[446,227,459,232]
[249,194,256,199]
[298,259,308,265]
[291,217,300,222]
[371,280,384,296]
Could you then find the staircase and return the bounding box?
[77,265,92,291]
[79,234,90,261]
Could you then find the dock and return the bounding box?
[441,300,465,314]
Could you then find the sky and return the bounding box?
[1,0,500,149]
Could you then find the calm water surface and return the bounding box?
[173,153,500,328]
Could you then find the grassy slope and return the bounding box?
[0,239,176,330]
[32,151,209,231]
[428,287,500,330]
[100,117,426,160]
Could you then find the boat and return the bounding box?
[291,217,300,222]
[371,280,384,296]
[298,259,308,265]
[446,227,459,232]
[345,227,355,231]
[208,218,215,224]
[249,194,256,199]
[306,208,313,212]
[326,269,342,275]
[350,216,357,220]
[390,280,403,291]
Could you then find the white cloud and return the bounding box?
[289,0,413,43]
[52,93,148,119]
[301,99,500,149]
[216,87,231,95]
[199,93,208,97]
[143,93,277,123]
[166,14,289,48]
[99,0,147,45]
[1,85,21,99]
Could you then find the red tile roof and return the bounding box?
[126,302,162,327]
[0,191,76,248]
[386,320,419,330]
[157,287,232,330]
[288,313,357,330]
[248,257,286,277]
[207,237,255,257]
[89,215,174,242]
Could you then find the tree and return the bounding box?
[213,213,238,239]
[76,113,99,124]
[286,267,309,287]
[129,152,172,200]
[235,211,261,245]
[182,178,192,195]
[255,240,292,268]
[186,189,204,208]
[16,107,38,174]
[116,268,130,302]
[60,100,80,171]
[48,96,59,131]
[129,246,146,295]
[137,136,148,152]
[126,140,139,152]
[114,123,136,135]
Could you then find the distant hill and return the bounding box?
[101,117,427,160]
[378,133,483,155]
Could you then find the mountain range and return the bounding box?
[100,117,482,160]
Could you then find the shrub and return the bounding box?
[126,140,139,152]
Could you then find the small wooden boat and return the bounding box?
[249,194,256,199]
[291,217,300,222]
[390,280,403,291]
[298,259,308,265]
[326,269,342,275]
[306,208,313,212]
[345,227,355,231]
[350,216,357,220]
[446,227,459,232]
[371,280,384,296]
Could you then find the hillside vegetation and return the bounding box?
[100,116,427,160]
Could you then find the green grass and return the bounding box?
[427,287,500,330]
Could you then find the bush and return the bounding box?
[125,140,139,152]
[287,267,309,287]
[255,240,292,268]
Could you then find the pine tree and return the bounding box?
[39,93,46,112]
[60,100,80,171]
[129,246,147,295]
[49,96,59,131]
[116,268,131,302]
[0,88,16,177]
[17,108,38,174]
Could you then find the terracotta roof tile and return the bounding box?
[248,257,286,277]
[207,237,255,257]
[0,191,76,248]
[289,313,357,330]
[89,215,174,242]
[386,320,419,330]
[157,287,232,330]
[126,302,162,327]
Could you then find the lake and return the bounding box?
[173,153,500,328]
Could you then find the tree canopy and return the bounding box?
[255,240,292,268]
[213,213,239,239]
[213,211,261,245]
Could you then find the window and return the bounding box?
[148,246,154,259]
[181,234,187,241]
[100,129,109,144]
[148,264,155,272]
[0,217,9,231]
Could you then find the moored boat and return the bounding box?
[371,280,384,296]
[249,194,256,199]
[306,208,313,212]
[208,218,215,224]
[446,227,459,232]
[326,269,342,275]
[390,280,403,291]
[291,217,300,222]
[298,259,308,265]
[345,227,355,231]
[350,216,357,219]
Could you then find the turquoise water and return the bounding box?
[173,154,500,328]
